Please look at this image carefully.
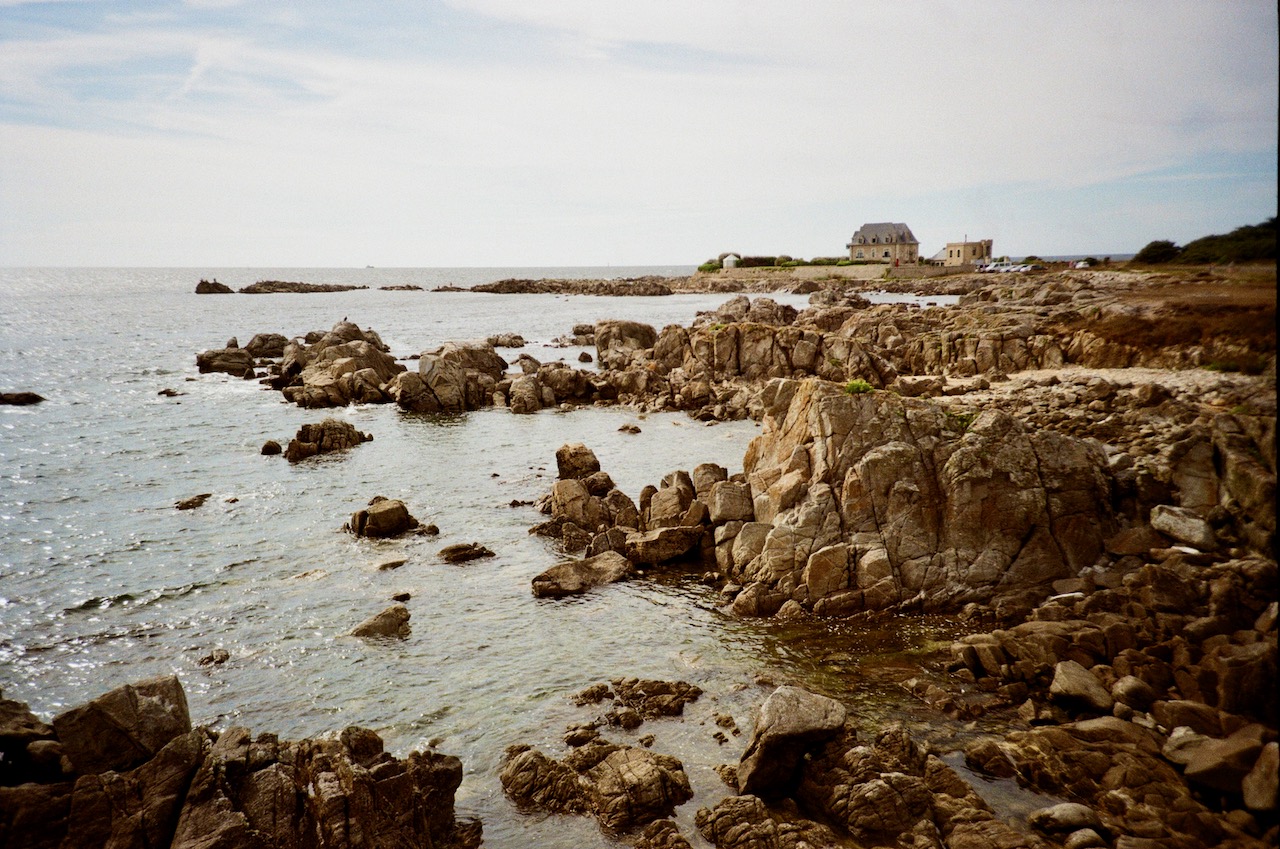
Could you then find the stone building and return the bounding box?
[941,239,993,266]
[846,222,919,264]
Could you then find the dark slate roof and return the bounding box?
[849,222,917,245]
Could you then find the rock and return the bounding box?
[1149,504,1217,550]
[1111,675,1158,711]
[707,481,754,523]
[532,551,634,598]
[487,333,526,348]
[376,557,407,571]
[438,543,495,563]
[1243,741,1278,811]
[1028,801,1102,833]
[260,439,282,455]
[499,744,589,815]
[348,498,419,538]
[195,347,255,378]
[609,678,703,719]
[350,604,411,639]
[595,320,659,369]
[579,351,594,363]
[244,332,289,358]
[197,649,230,667]
[635,819,692,849]
[0,698,55,784]
[624,526,704,565]
[1064,828,1108,849]
[1049,660,1114,713]
[51,675,191,775]
[238,280,368,293]
[695,794,780,849]
[175,493,212,511]
[194,279,233,293]
[172,723,474,849]
[1182,723,1267,793]
[738,379,1114,614]
[587,746,693,834]
[0,392,45,405]
[556,442,601,480]
[737,686,847,797]
[284,418,372,462]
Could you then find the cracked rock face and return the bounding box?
[733,378,1114,616]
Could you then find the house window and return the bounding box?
[883,250,890,258]
[856,250,864,258]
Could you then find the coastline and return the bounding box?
[2,264,1276,848]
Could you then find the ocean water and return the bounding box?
[0,267,961,847]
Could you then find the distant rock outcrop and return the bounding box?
[194,279,233,294]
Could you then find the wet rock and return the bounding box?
[532,551,634,598]
[194,279,233,293]
[260,439,282,455]
[284,418,371,463]
[610,678,703,719]
[349,604,411,639]
[588,747,693,834]
[737,686,846,798]
[51,675,191,775]
[0,392,45,405]
[501,741,690,835]
[197,649,230,667]
[438,542,495,563]
[694,794,779,849]
[0,698,56,784]
[175,493,212,510]
[347,497,419,538]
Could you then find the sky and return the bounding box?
[0,1,1276,266]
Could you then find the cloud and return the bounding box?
[0,1,1275,264]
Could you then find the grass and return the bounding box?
[844,379,874,394]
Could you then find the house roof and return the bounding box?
[849,222,918,245]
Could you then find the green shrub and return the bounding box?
[1179,218,1276,263]
[944,410,978,432]
[697,260,722,273]
[1132,240,1181,264]
[737,256,778,268]
[843,379,874,394]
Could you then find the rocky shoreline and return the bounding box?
[8,266,1271,847]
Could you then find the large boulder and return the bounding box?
[349,604,411,639]
[347,498,419,538]
[557,442,602,480]
[391,341,506,414]
[737,686,846,797]
[596,320,659,369]
[532,551,634,598]
[51,675,191,775]
[587,747,693,834]
[195,348,255,379]
[736,379,1114,614]
[624,527,704,565]
[500,742,690,836]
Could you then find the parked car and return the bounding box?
[1073,260,1090,269]
[986,262,1018,273]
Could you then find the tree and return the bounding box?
[1132,240,1181,264]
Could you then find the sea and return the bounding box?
[0,267,976,847]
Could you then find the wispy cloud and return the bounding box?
[0,0,1275,264]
